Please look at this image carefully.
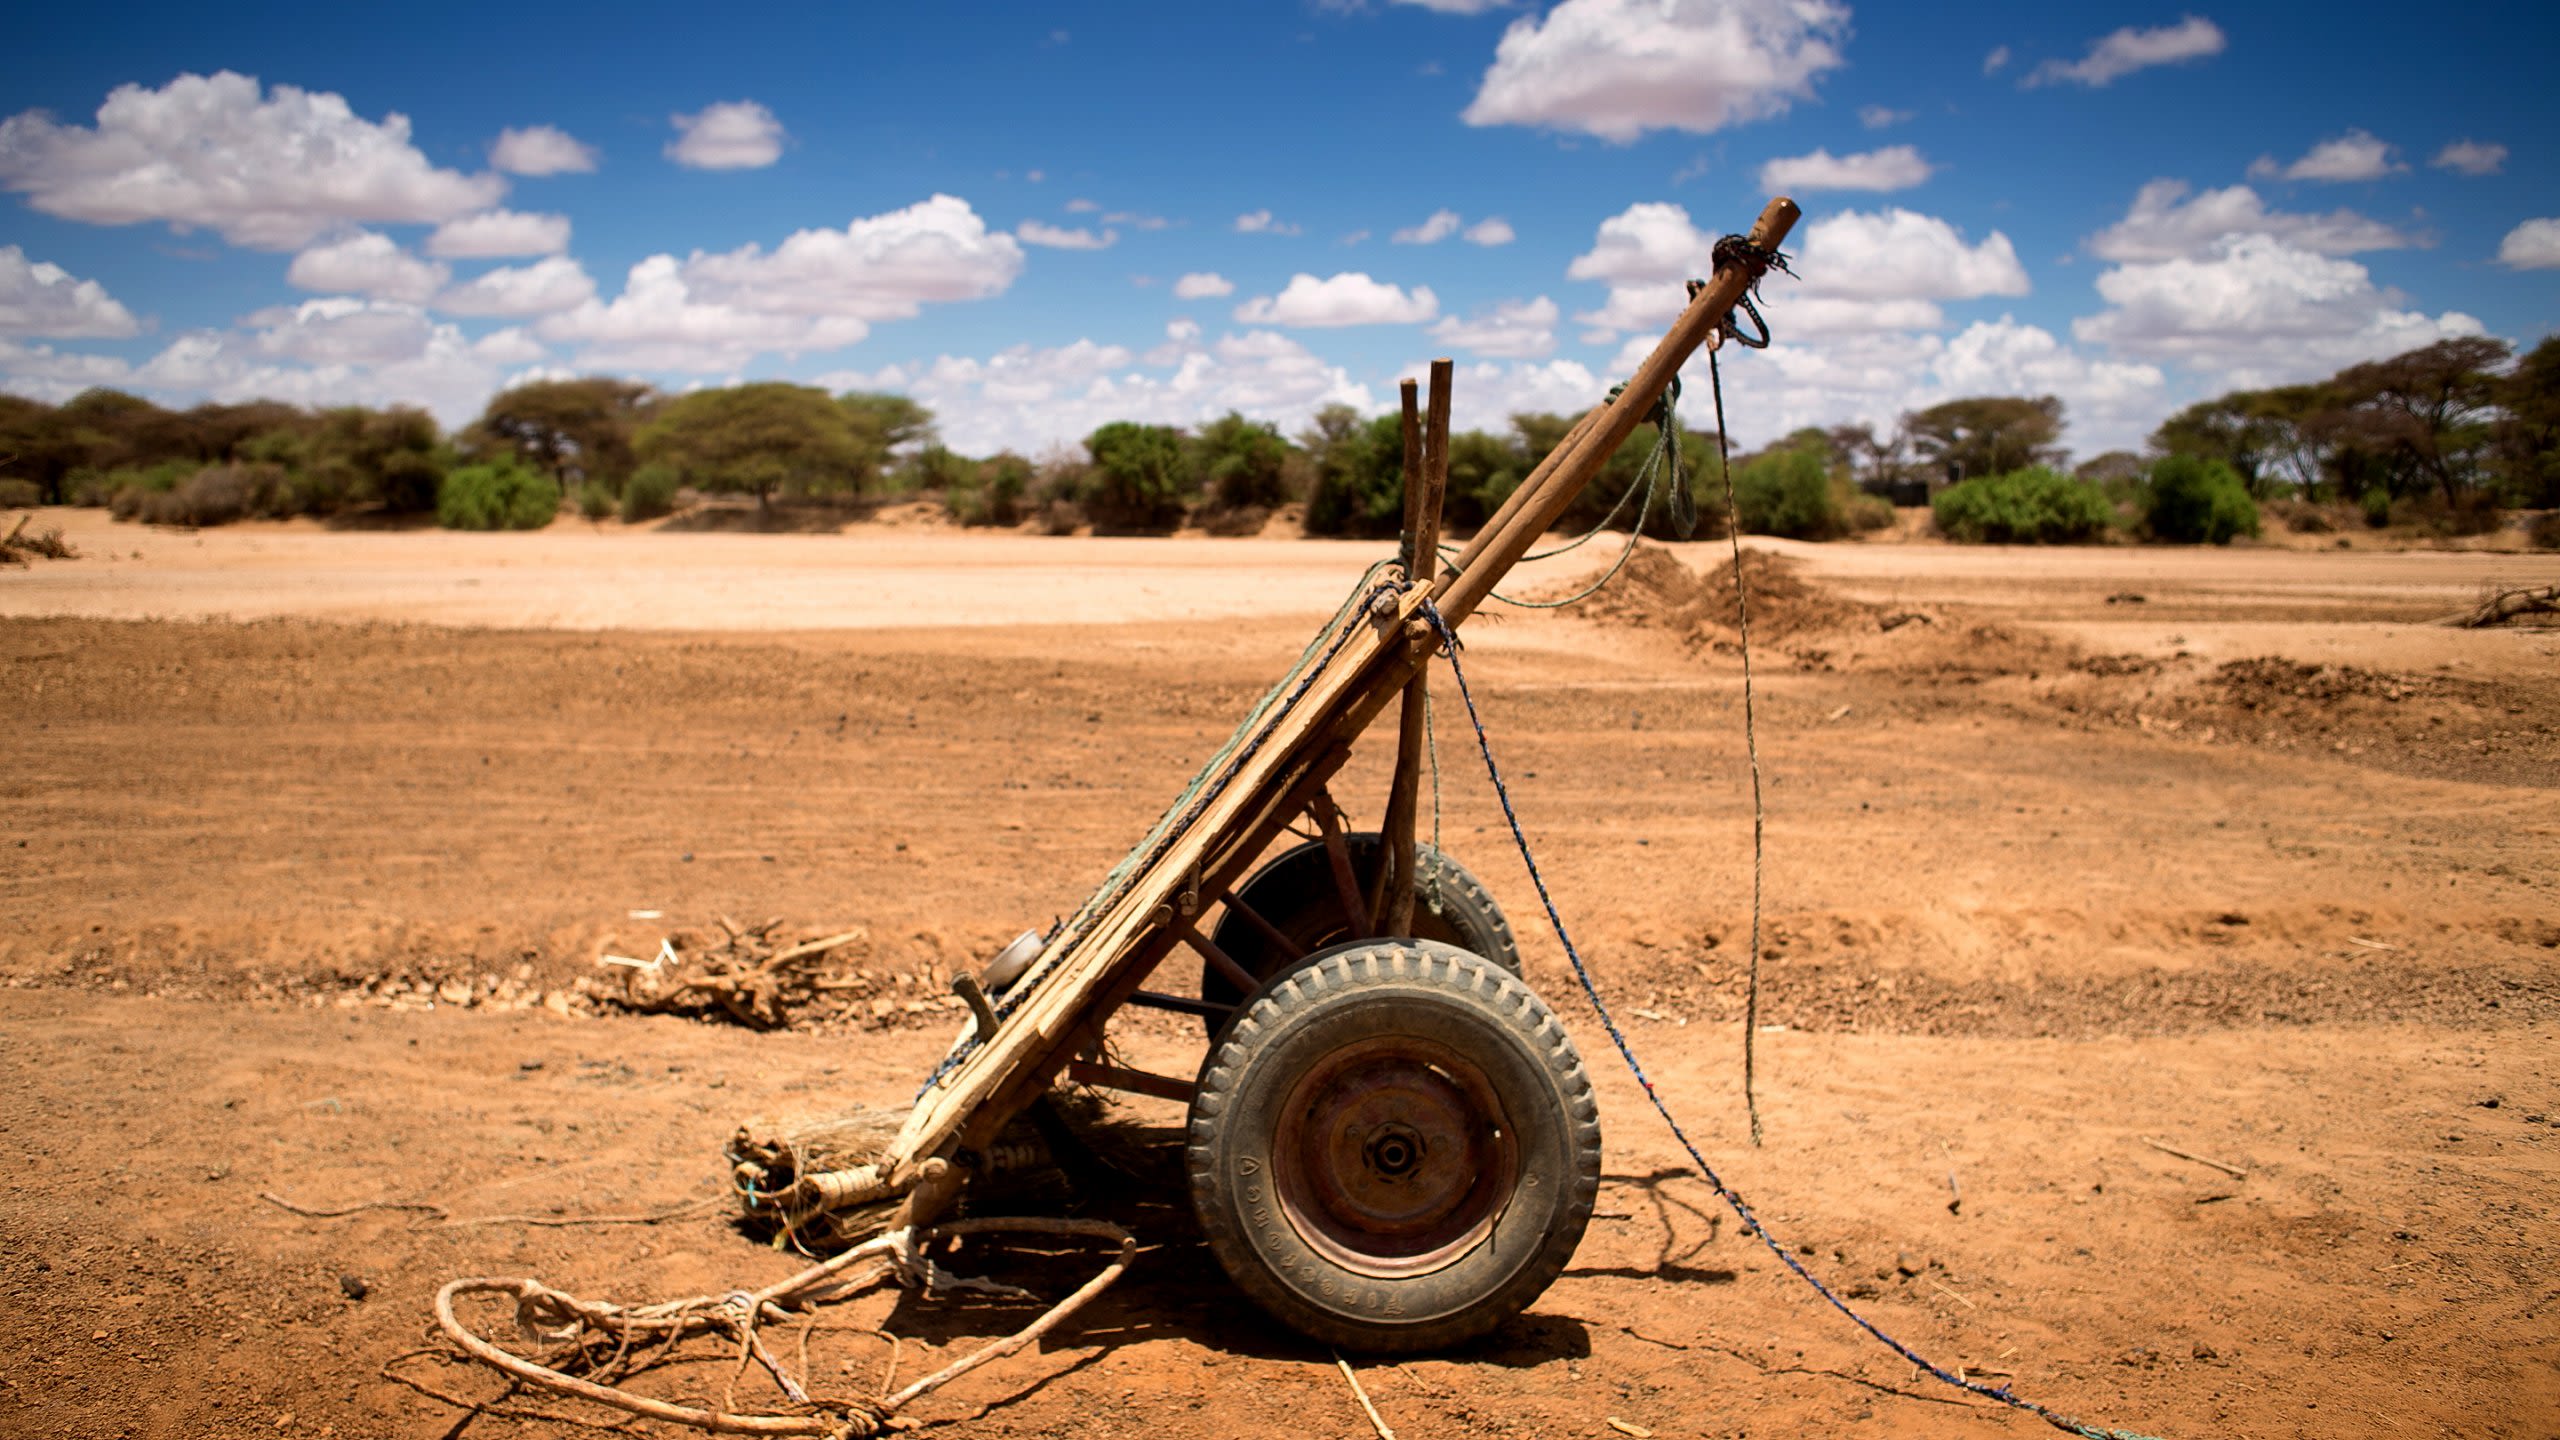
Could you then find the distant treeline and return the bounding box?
[1,334,2551,545]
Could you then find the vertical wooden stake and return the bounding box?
[1382,361,1451,936]
[1396,379,1423,575]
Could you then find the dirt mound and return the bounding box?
[2038,652,2560,787]
[1552,543,1885,644]
[2214,656,2440,706]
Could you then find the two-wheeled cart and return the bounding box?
[847,198,1800,1352]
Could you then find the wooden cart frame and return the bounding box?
[882,198,1802,1232]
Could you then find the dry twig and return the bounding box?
[427,1217,1135,1438]
[1335,1352,1397,1440]
[263,1189,720,1229]
[2138,1135,2248,1180]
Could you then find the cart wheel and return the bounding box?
[1186,940,1601,1353]
[1203,835,1517,1027]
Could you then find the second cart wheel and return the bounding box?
[1186,940,1602,1353]
[1202,834,1518,1027]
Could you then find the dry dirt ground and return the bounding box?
[4,508,2559,1440]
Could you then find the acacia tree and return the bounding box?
[468,378,655,492]
[2497,335,2560,508]
[836,392,936,492]
[2326,337,2512,508]
[1902,395,2065,486]
[1827,421,1910,497]
[636,382,860,513]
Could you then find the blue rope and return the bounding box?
[1418,597,2159,1440]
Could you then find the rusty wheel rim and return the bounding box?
[1271,1034,1519,1278]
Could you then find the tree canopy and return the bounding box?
[635,382,860,511]
[1902,395,2066,486]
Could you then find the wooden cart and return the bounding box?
[873,198,1801,1352]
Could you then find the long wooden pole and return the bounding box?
[1436,197,1799,626]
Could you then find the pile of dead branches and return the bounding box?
[2449,583,2559,628]
[596,919,897,1029]
[0,515,74,565]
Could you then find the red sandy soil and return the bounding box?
[3,510,2557,1439]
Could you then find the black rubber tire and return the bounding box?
[1203,835,1518,1025]
[1186,940,1602,1353]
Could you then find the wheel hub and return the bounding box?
[1272,1035,1519,1278]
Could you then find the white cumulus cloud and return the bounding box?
[1174,272,1235,299]
[0,337,135,401]
[1568,202,2025,337]
[1428,296,1559,359]
[2248,129,2404,184]
[1235,209,1303,236]
[489,124,598,176]
[2074,234,2483,386]
[435,256,597,317]
[1394,209,1464,244]
[2088,179,2416,261]
[1732,318,2169,456]
[1016,220,1116,250]
[0,71,505,250]
[1465,217,1515,246]
[666,101,785,170]
[120,302,517,422]
[0,246,140,338]
[821,331,1374,457]
[1462,0,1849,143]
[426,209,571,258]
[1758,144,1932,193]
[286,231,449,303]
[1404,358,1607,434]
[2499,218,2560,270]
[1857,104,1913,130]
[2025,16,2226,88]
[1235,273,1438,327]
[2430,140,2506,177]
[539,195,1022,371]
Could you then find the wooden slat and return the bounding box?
[1310,789,1370,938]
[1065,1060,1197,1105]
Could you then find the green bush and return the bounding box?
[1932,467,2115,544]
[372,450,446,513]
[2358,487,2393,528]
[1081,422,1195,531]
[1303,413,1406,537]
[947,452,1032,526]
[0,478,41,508]
[1838,482,1895,533]
[1191,412,1293,512]
[620,462,679,523]
[1732,444,1844,539]
[95,460,193,516]
[136,464,290,526]
[893,442,977,499]
[437,458,560,531]
[2142,455,2259,544]
[575,481,617,521]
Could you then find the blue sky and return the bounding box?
[2,0,2554,459]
